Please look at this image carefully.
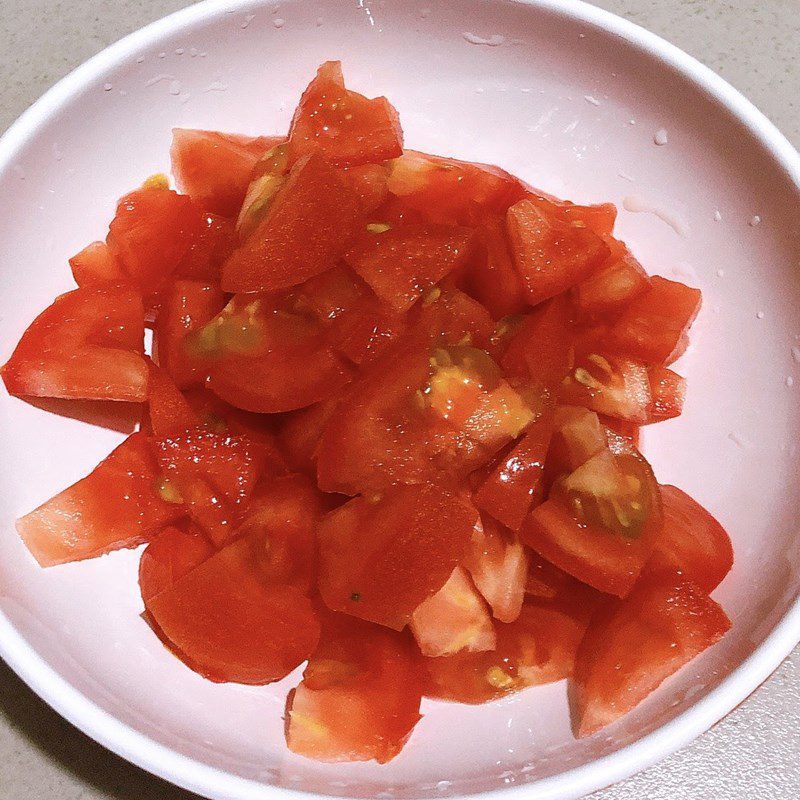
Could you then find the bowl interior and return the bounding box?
[0,0,799,798]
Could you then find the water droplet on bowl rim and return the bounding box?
[653,128,668,146]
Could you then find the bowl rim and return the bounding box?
[0,1,798,799]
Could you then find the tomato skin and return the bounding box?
[153,280,226,389]
[341,163,390,213]
[287,61,403,168]
[644,486,733,592]
[317,484,477,630]
[506,198,611,306]
[547,406,607,475]
[2,285,148,402]
[146,361,199,438]
[69,241,125,286]
[574,249,650,320]
[573,573,731,737]
[412,283,495,349]
[17,433,183,567]
[171,128,282,216]
[344,224,476,313]
[107,187,205,296]
[285,612,421,763]
[605,276,702,365]
[601,416,641,452]
[221,151,361,294]
[146,542,321,684]
[277,396,341,474]
[644,366,686,423]
[174,213,236,283]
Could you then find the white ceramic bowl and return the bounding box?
[0,1,798,798]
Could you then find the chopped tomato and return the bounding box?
[317,484,477,629]
[146,361,199,437]
[277,396,341,474]
[547,406,607,474]
[410,566,496,656]
[412,283,495,349]
[421,598,591,704]
[344,224,475,313]
[286,612,421,763]
[171,128,282,216]
[69,240,125,286]
[528,193,619,238]
[153,280,226,389]
[2,285,148,402]
[506,198,610,306]
[146,539,320,684]
[601,416,641,452]
[17,433,182,567]
[107,187,205,296]
[521,448,663,597]
[139,524,214,604]
[463,515,528,623]
[525,551,604,607]
[341,163,390,213]
[645,486,733,592]
[287,61,403,168]
[605,276,702,364]
[645,366,686,423]
[574,249,650,320]
[221,151,361,293]
[174,213,236,282]
[573,574,731,736]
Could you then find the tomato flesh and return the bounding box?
[69,240,125,286]
[645,366,686,423]
[574,249,650,320]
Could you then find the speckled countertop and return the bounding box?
[0,1,798,798]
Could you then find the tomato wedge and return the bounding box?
[69,240,125,286]
[146,361,199,437]
[2,285,148,402]
[277,396,341,474]
[17,433,182,567]
[645,366,686,423]
[573,574,731,736]
[574,248,650,320]
[317,484,477,630]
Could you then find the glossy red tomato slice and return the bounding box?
[521,448,663,597]
[221,151,361,293]
[107,187,205,296]
[644,486,733,592]
[573,574,731,736]
[421,598,591,704]
[146,538,320,684]
[139,524,214,604]
[525,551,605,607]
[412,282,495,350]
[171,128,282,216]
[317,484,477,630]
[547,406,608,474]
[601,416,641,452]
[605,276,702,364]
[341,162,390,213]
[17,433,182,567]
[69,240,125,286]
[276,395,341,474]
[574,249,650,320]
[506,198,611,306]
[174,213,236,282]
[644,366,686,423]
[526,192,619,238]
[285,612,421,763]
[2,285,148,402]
[287,61,403,168]
[463,515,528,623]
[344,224,475,312]
[153,280,226,389]
[410,566,496,656]
[146,361,199,438]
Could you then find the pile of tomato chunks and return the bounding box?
[2,62,733,762]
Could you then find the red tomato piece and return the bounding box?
[154,427,266,546]
[412,283,495,350]
[221,151,361,293]
[521,448,663,597]
[560,352,651,423]
[573,574,731,737]
[644,486,733,592]
[139,524,214,604]
[344,224,475,313]
[341,163,390,213]
[277,396,341,474]
[465,217,527,319]
[573,249,651,320]
[525,551,604,607]
[600,416,641,453]
[645,366,686,423]
[529,194,618,237]
[547,406,608,474]
[410,566,496,656]
[421,598,591,704]
[287,61,403,168]
[171,128,282,216]
[153,279,226,389]
[146,538,320,684]
[285,612,421,763]
[146,361,199,438]
[317,484,477,630]
[605,276,702,364]
[200,294,354,414]
[69,240,125,286]
[174,213,236,282]
[506,198,611,306]
[386,151,526,226]
[2,285,148,402]
[463,515,528,623]
[107,187,205,296]
[17,433,182,567]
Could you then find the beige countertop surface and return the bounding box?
[0,1,798,798]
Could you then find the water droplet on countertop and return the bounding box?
[623,195,690,237]
[175,47,185,55]
[158,51,166,59]
[786,376,795,387]
[463,31,506,46]
[716,268,725,277]
[628,118,636,125]
[168,80,182,96]
[103,82,113,91]
[199,51,208,57]
[135,55,145,64]
[520,87,531,93]
[420,7,431,18]
[583,95,600,106]
[756,310,765,319]
[713,209,722,222]
[436,780,451,792]
[578,32,586,39]
[273,17,285,28]
[791,346,800,363]
[189,47,198,57]
[241,13,255,28]
[653,128,669,146]
[749,214,762,226]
